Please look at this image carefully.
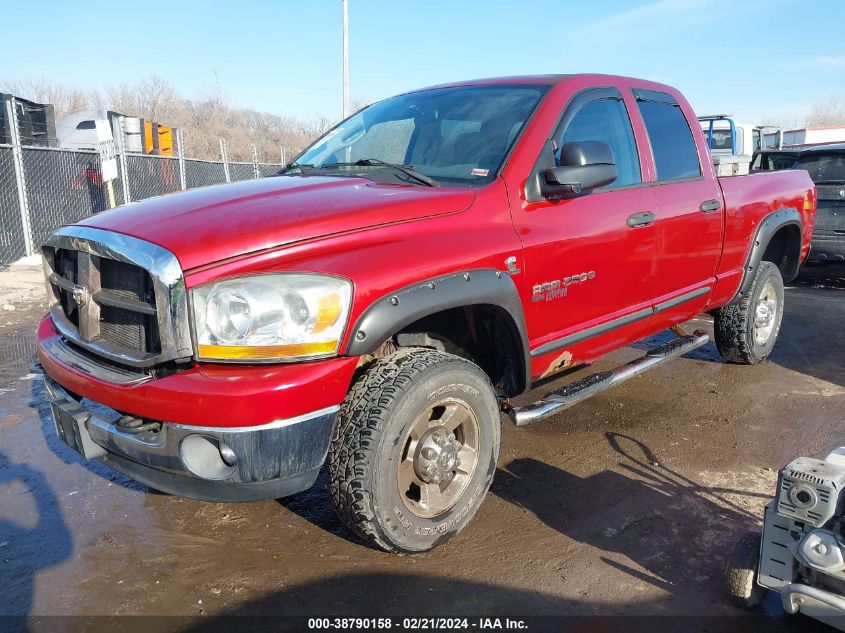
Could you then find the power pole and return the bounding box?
[342,0,350,119]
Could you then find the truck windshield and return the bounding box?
[290,84,548,186]
[795,152,845,184]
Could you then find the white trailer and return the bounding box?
[764,126,845,149]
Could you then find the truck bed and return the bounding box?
[718,169,814,284]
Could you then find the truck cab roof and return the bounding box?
[407,73,677,93]
[799,143,845,153]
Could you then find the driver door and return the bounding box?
[509,87,658,372]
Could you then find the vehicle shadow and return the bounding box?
[27,376,150,493]
[490,433,770,609]
[0,450,73,620]
[789,262,845,291]
[276,468,368,541]
[179,572,827,633]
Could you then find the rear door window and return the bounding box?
[635,90,702,181]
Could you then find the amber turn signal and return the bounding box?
[197,341,339,360]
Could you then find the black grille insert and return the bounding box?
[97,259,159,353]
[54,249,80,326]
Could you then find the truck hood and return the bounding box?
[79,176,476,270]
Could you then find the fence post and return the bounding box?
[5,98,34,257]
[219,139,231,183]
[251,143,260,179]
[281,146,287,165]
[114,116,131,204]
[176,129,187,190]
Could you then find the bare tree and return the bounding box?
[108,76,183,123]
[349,96,373,115]
[0,77,101,118]
[0,74,344,161]
[807,96,845,127]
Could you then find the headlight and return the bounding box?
[191,273,352,361]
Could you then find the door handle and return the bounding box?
[627,211,656,228]
[700,199,721,213]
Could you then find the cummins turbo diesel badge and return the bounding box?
[532,271,596,302]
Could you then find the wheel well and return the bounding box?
[392,304,527,398]
[761,224,802,282]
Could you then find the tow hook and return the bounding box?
[116,415,162,435]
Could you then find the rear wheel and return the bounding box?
[328,348,501,553]
[714,261,784,364]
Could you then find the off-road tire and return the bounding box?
[328,348,501,553]
[725,532,765,608]
[714,261,784,364]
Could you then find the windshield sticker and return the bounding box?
[470,168,489,177]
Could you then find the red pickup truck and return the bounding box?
[38,74,815,553]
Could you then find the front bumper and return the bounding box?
[37,315,357,502]
[37,315,358,426]
[45,375,337,502]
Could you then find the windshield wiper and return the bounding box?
[321,158,438,187]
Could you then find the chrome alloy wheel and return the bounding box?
[753,281,778,345]
[397,399,480,519]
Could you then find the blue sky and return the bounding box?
[4,0,844,125]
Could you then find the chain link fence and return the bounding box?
[0,96,286,265]
[185,159,228,189]
[229,162,255,182]
[125,154,182,201]
[22,147,113,250]
[258,163,283,178]
[0,146,26,264]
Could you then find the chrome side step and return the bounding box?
[504,331,710,426]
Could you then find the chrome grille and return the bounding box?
[43,226,192,369]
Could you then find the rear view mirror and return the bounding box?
[542,141,617,197]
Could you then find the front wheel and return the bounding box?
[328,348,501,553]
[714,261,785,364]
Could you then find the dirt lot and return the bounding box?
[1,263,843,631]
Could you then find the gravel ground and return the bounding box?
[0,263,843,631]
[0,259,45,389]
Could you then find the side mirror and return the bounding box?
[542,141,618,197]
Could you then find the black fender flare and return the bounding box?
[345,269,531,392]
[730,208,802,303]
